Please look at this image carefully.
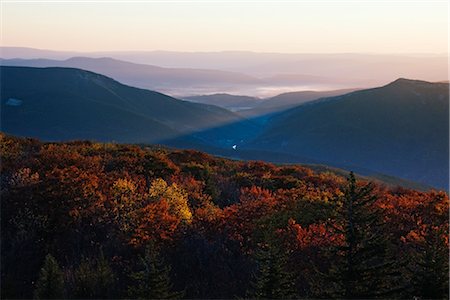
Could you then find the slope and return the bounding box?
[246,79,449,189]
[1,66,254,145]
[0,57,261,95]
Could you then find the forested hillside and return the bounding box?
[2,66,447,189]
[0,66,253,146]
[248,79,449,189]
[1,133,448,299]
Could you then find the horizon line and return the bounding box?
[1,46,448,56]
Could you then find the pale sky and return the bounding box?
[1,0,448,54]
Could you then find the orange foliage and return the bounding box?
[222,186,286,248]
[131,199,180,246]
[284,219,343,250]
[1,134,449,299]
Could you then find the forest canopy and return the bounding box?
[1,133,448,299]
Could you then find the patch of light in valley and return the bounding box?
[162,84,345,99]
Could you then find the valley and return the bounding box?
[1,1,448,298]
[1,61,448,190]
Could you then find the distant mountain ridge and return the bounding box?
[183,93,261,111]
[182,89,358,116]
[1,56,360,97]
[1,55,371,100]
[1,65,447,189]
[245,78,449,189]
[2,47,446,87]
[0,57,261,96]
[239,88,359,117]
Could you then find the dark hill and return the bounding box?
[0,57,261,94]
[246,79,449,189]
[0,66,254,145]
[240,88,358,117]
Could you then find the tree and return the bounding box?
[128,244,181,299]
[321,172,403,298]
[410,226,449,299]
[149,178,192,223]
[408,192,449,299]
[111,177,140,234]
[72,253,115,299]
[248,243,297,299]
[34,254,65,299]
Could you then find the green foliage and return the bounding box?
[321,172,403,298]
[1,136,448,299]
[34,254,65,299]
[248,243,297,299]
[71,253,115,299]
[128,245,182,299]
[181,162,221,202]
[409,193,449,299]
[411,228,449,299]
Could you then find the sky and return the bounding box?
[0,0,448,54]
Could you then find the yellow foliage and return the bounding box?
[149,178,192,223]
[112,178,137,196]
[111,178,140,233]
[149,178,168,198]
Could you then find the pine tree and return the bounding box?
[34,254,65,299]
[72,252,115,299]
[411,227,449,299]
[410,193,449,299]
[248,243,297,299]
[322,172,403,298]
[128,245,181,299]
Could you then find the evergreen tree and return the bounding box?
[321,172,403,298]
[34,254,65,299]
[72,252,115,299]
[128,245,181,299]
[410,193,449,299]
[411,227,449,299]
[248,243,297,299]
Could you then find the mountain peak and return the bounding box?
[388,78,431,87]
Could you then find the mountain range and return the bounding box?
[0,66,254,146]
[182,89,358,116]
[245,79,449,189]
[2,47,448,95]
[1,65,447,190]
[0,57,261,97]
[239,89,358,117]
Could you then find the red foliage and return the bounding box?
[222,186,288,249]
[2,134,448,299]
[130,199,180,246]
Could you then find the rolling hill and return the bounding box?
[0,57,262,96]
[2,48,448,97]
[182,89,357,116]
[239,88,358,117]
[245,79,449,189]
[1,66,447,189]
[0,66,255,145]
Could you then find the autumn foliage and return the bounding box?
[1,133,448,299]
